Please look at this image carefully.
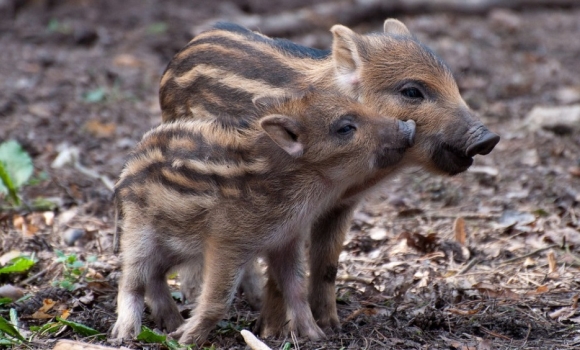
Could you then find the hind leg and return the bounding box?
[177,255,205,304]
[146,268,184,332]
[238,259,264,310]
[179,256,263,310]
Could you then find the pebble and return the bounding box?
[63,228,85,246]
[369,227,388,241]
[0,284,24,300]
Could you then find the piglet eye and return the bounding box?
[337,124,356,135]
[401,87,424,99]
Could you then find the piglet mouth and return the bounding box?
[375,147,407,168]
[434,142,474,175]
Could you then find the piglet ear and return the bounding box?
[383,18,411,36]
[260,114,304,158]
[330,24,363,92]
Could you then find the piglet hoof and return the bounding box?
[178,331,206,347]
[292,318,325,341]
[316,315,341,334]
[255,316,284,339]
[111,321,137,341]
[168,328,183,341]
[302,324,325,341]
[153,312,184,333]
[170,321,209,346]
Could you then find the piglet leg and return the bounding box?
[259,236,325,340]
[309,203,356,332]
[172,237,248,345]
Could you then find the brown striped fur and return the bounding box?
[111,90,416,344]
[155,18,499,336]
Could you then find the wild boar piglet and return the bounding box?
[159,20,500,326]
[111,89,415,344]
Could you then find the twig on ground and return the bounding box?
[479,326,512,341]
[19,262,58,286]
[456,258,480,275]
[74,161,115,192]
[426,212,500,220]
[498,244,560,266]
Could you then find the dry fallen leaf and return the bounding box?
[400,231,438,254]
[473,282,520,300]
[549,306,576,320]
[43,211,55,226]
[344,307,379,322]
[569,166,580,177]
[13,215,25,231]
[84,120,116,138]
[454,217,467,245]
[31,310,55,319]
[0,250,22,266]
[39,298,56,313]
[547,250,557,273]
[523,257,536,267]
[447,307,482,316]
[113,53,144,67]
[60,309,70,320]
[440,335,477,350]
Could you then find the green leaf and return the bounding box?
[47,18,60,32]
[9,309,17,328]
[0,140,34,189]
[165,338,183,350]
[30,322,62,335]
[30,197,58,211]
[0,315,25,342]
[0,162,18,204]
[282,342,292,350]
[0,257,35,275]
[56,317,103,339]
[0,298,12,306]
[83,88,106,103]
[137,326,166,343]
[147,22,168,34]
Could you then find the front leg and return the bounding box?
[309,202,358,332]
[258,237,325,340]
[171,237,250,345]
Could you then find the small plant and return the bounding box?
[0,140,33,206]
[53,251,87,291]
[83,87,107,103]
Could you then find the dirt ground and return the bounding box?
[1,0,580,349]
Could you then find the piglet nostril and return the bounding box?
[398,119,416,147]
[466,132,500,157]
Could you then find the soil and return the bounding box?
[1,1,579,349]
